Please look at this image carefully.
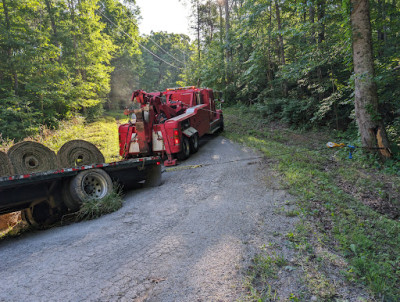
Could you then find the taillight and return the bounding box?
[173,128,180,145]
[156,161,161,165]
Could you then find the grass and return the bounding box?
[224,106,400,301]
[75,186,124,221]
[242,250,287,301]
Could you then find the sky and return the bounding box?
[134,0,193,39]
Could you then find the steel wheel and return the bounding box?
[81,173,109,199]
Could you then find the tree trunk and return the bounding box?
[44,0,59,48]
[317,0,325,44]
[2,0,18,92]
[267,1,273,87]
[274,0,287,97]
[350,0,391,159]
[218,2,226,88]
[309,2,316,44]
[317,0,325,102]
[225,0,230,62]
[197,1,201,61]
[377,0,385,56]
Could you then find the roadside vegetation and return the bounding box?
[75,186,124,221]
[224,106,400,301]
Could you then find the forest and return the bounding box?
[0,0,192,140]
[0,0,399,148]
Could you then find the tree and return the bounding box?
[350,0,391,159]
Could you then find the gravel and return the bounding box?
[0,135,296,301]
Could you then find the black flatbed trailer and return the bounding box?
[0,156,161,226]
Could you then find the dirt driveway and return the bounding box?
[0,136,296,301]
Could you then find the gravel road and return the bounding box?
[0,136,296,301]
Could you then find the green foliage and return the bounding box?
[0,0,140,140]
[224,107,400,300]
[184,0,400,136]
[139,32,192,91]
[76,186,124,220]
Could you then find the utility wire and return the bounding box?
[146,35,186,66]
[98,11,182,70]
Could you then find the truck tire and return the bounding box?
[177,136,190,160]
[189,134,199,154]
[68,169,113,208]
[218,116,224,133]
[144,164,162,187]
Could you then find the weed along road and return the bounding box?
[0,136,297,301]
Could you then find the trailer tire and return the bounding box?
[189,134,199,154]
[69,169,113,207]
[177,136,190,160]
[62,180,80,211]
[144,164,162,187]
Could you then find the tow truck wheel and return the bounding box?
[177,136,190,160]
[217,116,224,133]
[189,134,199,154]
[68,169,113,207]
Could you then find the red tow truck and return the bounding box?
[119,86,224,166]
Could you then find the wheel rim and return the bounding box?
[81,173,108,199]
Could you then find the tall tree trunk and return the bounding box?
[197,0,201,60]
[309,2,316,44]
[67,0,79,75]
[224,0,231,85]
[267,0,273,87]
[350,0,391,159]
[2,0,18,92]
[44,0,58,44]
[317,0,325,44]
[377,0,385,56]
[224,0,230,62]
[317,0,325,101]
[274,0,287,97]
[218,2,226,88]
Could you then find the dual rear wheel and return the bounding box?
[177,134,199,161]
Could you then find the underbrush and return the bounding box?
[224,106,400,301]
[75,186,124,221]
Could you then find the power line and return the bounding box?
[145,35,186,66]
[98,11,182,70]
